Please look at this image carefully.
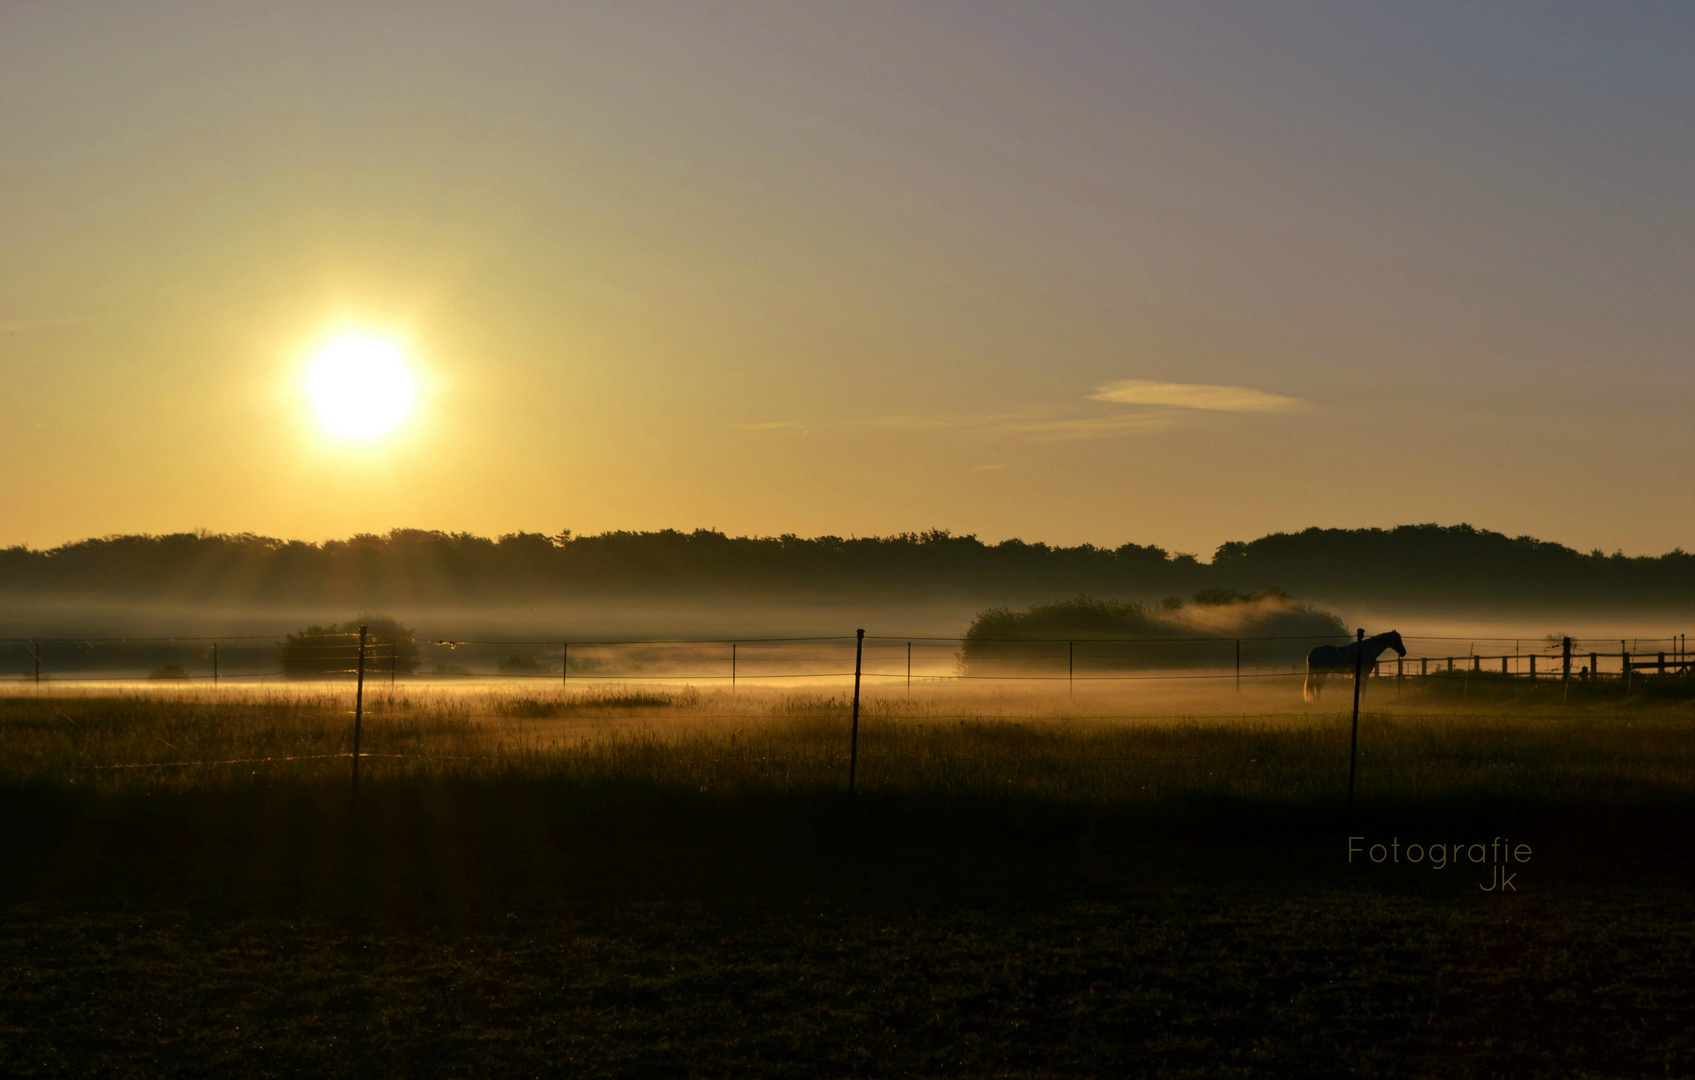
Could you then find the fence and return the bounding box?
[1371,635,1695,687]
[3,630,1690,691]
[7,627,1690,816]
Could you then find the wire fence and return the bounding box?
[1,629,1690,689]
[7,628,1691,803]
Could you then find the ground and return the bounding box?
[2,683,1692,1077]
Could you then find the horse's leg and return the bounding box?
[1304,670,1324,702]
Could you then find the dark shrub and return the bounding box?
[498,654,552,675]
[961,594,1346,673]
[281,614,420,679]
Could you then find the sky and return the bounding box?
[2,1,1691,558]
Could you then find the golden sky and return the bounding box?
[2,3,1691,556]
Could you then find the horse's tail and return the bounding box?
[1303,671,1322,703]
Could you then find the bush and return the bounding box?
[498,654,553,676]
[1193,586,1289,606]
[961,593,1346,672]
[280,614,420,679]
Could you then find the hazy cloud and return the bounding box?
[866,410,1173,441]
[1088,379,1305,412]
[994,413,1176,440]
[730,420,812,432]
[733,386,1292,442]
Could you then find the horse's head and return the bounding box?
[1385,630,1407,656]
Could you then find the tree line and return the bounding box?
[1,524,1689,609]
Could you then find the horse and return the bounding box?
[1304,630,1406,702]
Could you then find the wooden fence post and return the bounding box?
[1562,637,1572,682]
[848,629,864,797]
[352,626,367,798]
[1347,628,1364,817]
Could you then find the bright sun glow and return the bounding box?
[305,334,418,440]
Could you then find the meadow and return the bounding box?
[4,676,1691,820]
[3,678,1692,1077]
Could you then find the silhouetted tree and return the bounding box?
[2,524,1690,610]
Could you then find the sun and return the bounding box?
[304,334,418,440]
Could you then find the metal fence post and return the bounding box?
[848,629,864,797]
[352,626,367,797]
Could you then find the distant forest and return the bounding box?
[1,525,1690,610]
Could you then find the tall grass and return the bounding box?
[3,683,1690,810]
[2,683,1690,914]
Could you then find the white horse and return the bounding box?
[1304,630,1406,702]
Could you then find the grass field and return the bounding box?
[2,680,1692,1077]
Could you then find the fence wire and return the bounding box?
[1,629,1690,686]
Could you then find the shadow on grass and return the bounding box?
[5,775,1692,918]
